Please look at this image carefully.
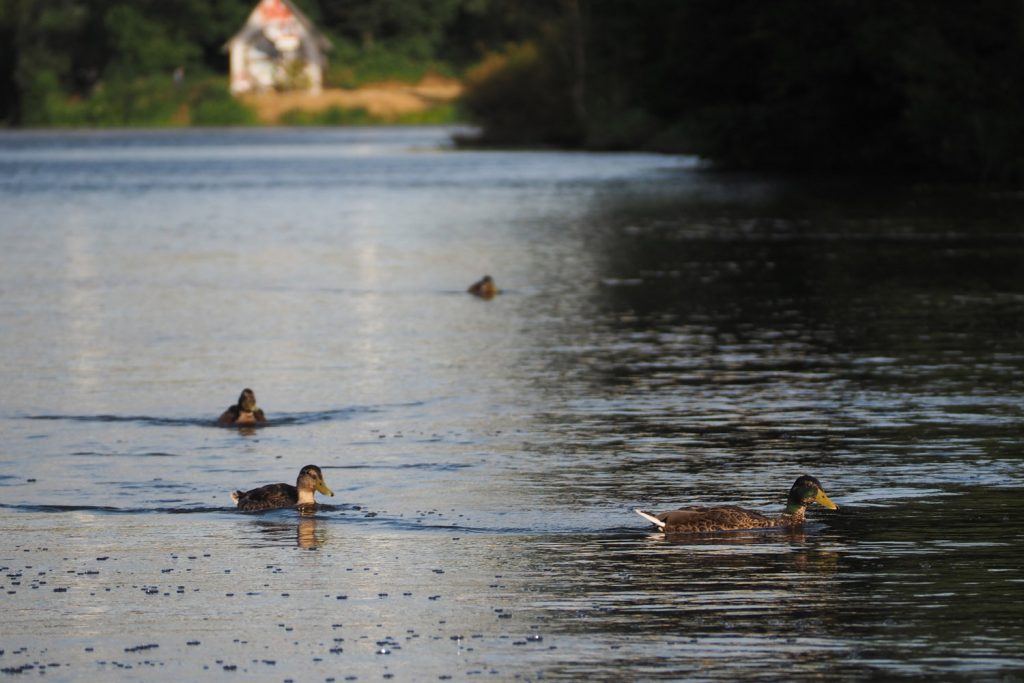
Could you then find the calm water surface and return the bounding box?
[1,127,1022,681]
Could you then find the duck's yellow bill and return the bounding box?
[815,489,838,510]
[316,481,335,497]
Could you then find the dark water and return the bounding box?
[1,127,1022,681]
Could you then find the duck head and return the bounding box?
[297,464,334,498]
[237,388,258,412]
[784,475,838,515]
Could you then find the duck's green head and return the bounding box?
[238,388,258,412]
[785,475,838,514]
[297,464,334,497]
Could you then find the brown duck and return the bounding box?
[217,388,267,425]
[636,475,838,533]
[467,275,498,299]
[231,465,334,512]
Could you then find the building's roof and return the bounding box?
[225,0,332,52]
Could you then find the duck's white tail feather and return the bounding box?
[634,509,666,528]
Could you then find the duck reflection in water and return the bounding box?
[218,388,267,427]
[247,517,326,549]
[652,526,810,545]
[647,526,839,569]
[296,516,321,549]
[636,475,838,534]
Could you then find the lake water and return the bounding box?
[1,126,1022,681]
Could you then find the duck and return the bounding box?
[231,465,334,512]
[635,475,838,533]
[217,388,267,425]
[468,275,498,299]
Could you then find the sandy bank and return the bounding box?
[240,75,462,123]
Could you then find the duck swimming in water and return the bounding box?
[231,465,334,511]
[635,475,838,533]
[467,275,498,299]
[218,388,267,425]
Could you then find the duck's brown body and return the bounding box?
[636,475,838,533]
[468,275,498,299]
[218,388,266,425]
[232,482,303,511]
[231,465,333,512]
[639,505,804,533]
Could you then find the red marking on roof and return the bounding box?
[259,0,292,22]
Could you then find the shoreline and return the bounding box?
[240,76,462,124]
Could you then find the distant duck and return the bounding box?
[468,275,498,299]
[231,465,334,512]
[218,388,267,425]
[635,475,838,533]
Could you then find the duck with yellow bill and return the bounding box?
[231,465,334,512]
[635,475,838,533]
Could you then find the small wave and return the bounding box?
[0,501,377,517]
[267,406,383,425]
[24,402,424,428]
[27,414,211,427]
[231,502,365,517]
[70,451,181,458]
[327,462,475,472]
[335,513,535,534]
[339,511,634,536]
[0,503,228,515]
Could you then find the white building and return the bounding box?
[226,0,332,95]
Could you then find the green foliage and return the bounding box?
[582,106,658,151]
[280,105,375,126]
[316,0,462,56]
[189,80,257,126]
[657,0,1024,182]
[278,102,459,126]
[103,4,198,78]
[19,70,68,126]
[394,102,459,125]
[325,39,452,88]
[84,76,185,126]
[893,4,1024,182]
[18,72,255,128]
[0,0,253,124]
[460,41,578,146]
[457,0,1024,182]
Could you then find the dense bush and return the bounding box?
[660,1,1024,182]
[189,80,257,126]
[324,39,454,89]
[279,102,457,126]
[460,42,579,147]
[19,72,254,127]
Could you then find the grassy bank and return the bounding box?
[20,72,257,127]
[15,71,462,128]
[278,102,458,126]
